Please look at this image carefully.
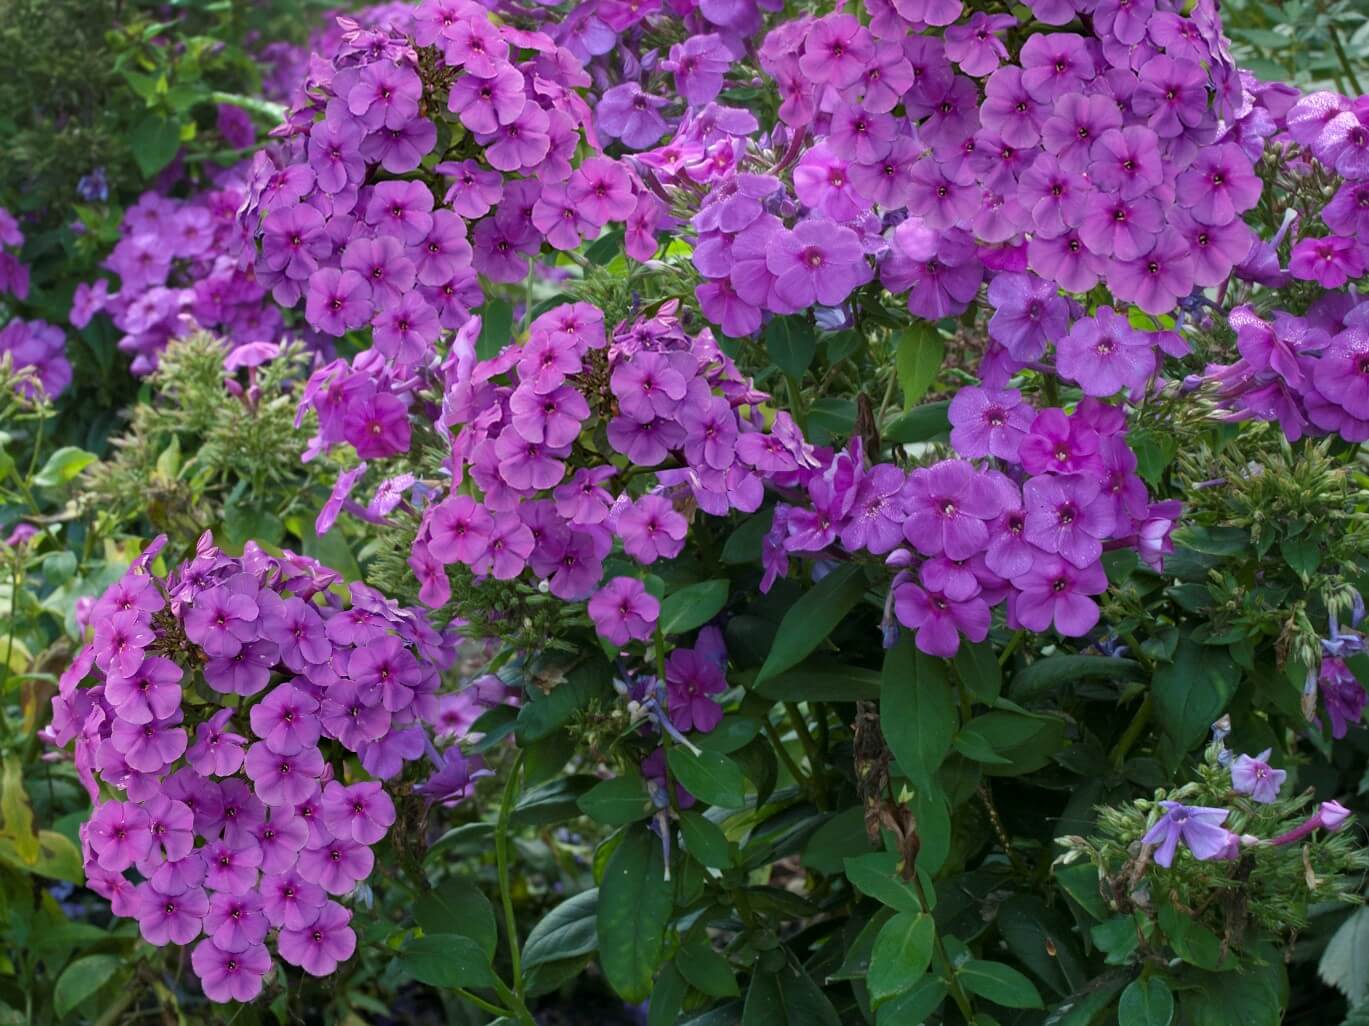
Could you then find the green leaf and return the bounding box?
[1119,977,1175,1026]
[398,934,496,989]
[660,579,730,635]
[957,960,1043,1009]
[754,564,868,684]
[868,911,935,1006]
[843,852,922,915]
[1182,956,1286,1026]
[965,711,1066,777]
[693,716,760,754]
[511,775,596,828]
[597,826,674,1003]
[954,641,1002,703]
[876,976,947,1026]
[516,659,612,743]
[54,955,122,1017]
[1280,536,1320,577]
[1040,972,1130,1026]
[130,116,182,178]
[679,811,732,869]
[579,773,652,826]
[1010,655,1141,701]
[1321,907,1369,1006]
[1157,905,1226,972]
[766,316,817,378]
[477,298,514,361]
[880,638,955,786]
[885,401,951,444]
[524,889,599,969]
[677,939,740,997]
[755,660,881,702]
[32,446,96,489]
[648,964,690,1026]
[668,748,747,809]
[0,759,35,863]
[895,325,944,408]
[743,960,842,1026]
[1152,640,1238,755]
[802,807,875,875]
[997,895,1088,996]
[414,877,497,957]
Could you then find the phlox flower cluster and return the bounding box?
[591,0,1268,352]
[46,533,471,1002]
[73,182,292,377]
[407,301,797,611]
[762,393,1178,657]
[244,0,651,381]
[0,207,71,398]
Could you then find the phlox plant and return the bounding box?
[12,0,1369,1023]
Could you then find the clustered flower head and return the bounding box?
[46,533,474,1002]
[239,0,663,464]
[0,207,71,399]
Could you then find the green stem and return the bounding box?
[1109,694,1153,769]
[912,875,976,1023]
[784,702,827,809]
[762,717,810,792]
[496,749,526,997]
[492,977,538,1026]
[455,986,514,1019]
[997,629,1025,667]
[1326,18,1365,95]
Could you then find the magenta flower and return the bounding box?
[183,587,260,661]
[667,34,729,105]
[204,639,278,697]
[104,656,182,725]
[1289,236,1366,289]
[1141,801,1233,868]
[205,890,268,953]
[298,836,374,895]
[766,219,871,311]
[93,610,154,678]
[190,939,272,1003]
[428,495,494,566]
[448,63,526,134]
[249,684,322,756]
[342,392,411,460]
[949,386,1033,461]
[89,800,153,871]
[1055,307,1157,397]
[278,900,357,977]
[893,583,990,658]
[618,495,688,564]
[666,648,727,733]
[902,460,1002,561]
[321,781,395,846]
[262,869,327,930]
[243,742,324,807]
[986,273,1068,362]
[1230,749,1285,804]
[1023,474,1116,569]
[588,577,660,646]
[111,713,188,773]
[202,838,263,895]
[1176,143,1261,226]
[1011,554,1107,637]
[800,14,875,89]
[136,883,208,946]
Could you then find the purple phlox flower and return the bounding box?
[249,683,322,755]
[243,741,324,807]
[665,648,727,733]
[893,582,990,658]
[1011,553,1106,637]
[322,780,395,845]
[104,656,182,725]
[1231,749,1285,804]
[89,800,153,871]
[617,495,688,564]
[902,459,1003,560]
[190,938,271,1003]
[597,82,670,150]
[93,609,155,678]
[667,34,730,106]
[588,577,660,647]
[949,386,1033,461]
[1141,801,1232,867]
[262,868,327,930]
[136,882,208,946]
[986,273,1068,362]
[1319,657,1367,738]
[415,747,492,807]
[1023,473,1116,569]
[766,219,872,312]
[205,890,268,953]
[944,12,1015,78]
[278,899,357,977]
